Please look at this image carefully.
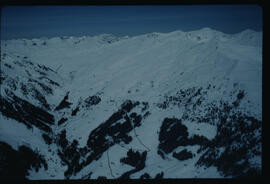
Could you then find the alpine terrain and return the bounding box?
[0,28,262,179]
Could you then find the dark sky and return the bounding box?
[1,5,262,40]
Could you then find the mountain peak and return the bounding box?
[199,27,214,32]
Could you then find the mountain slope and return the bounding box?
[0,28,262,179]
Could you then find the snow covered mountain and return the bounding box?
[0,28,262,180]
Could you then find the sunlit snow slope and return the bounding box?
[0,28,262,179]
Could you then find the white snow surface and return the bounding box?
[0,28,262,179]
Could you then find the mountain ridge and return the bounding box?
[0,28,262,179]
[1,27,262,43]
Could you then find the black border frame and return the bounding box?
[0,0,265,184]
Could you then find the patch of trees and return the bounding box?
[130,112,142,127]
[19,83,51,110]
[232,90,245,107]
[0,71,7,85]
[28,78,53,95]
[157,117,211,157]
[141,102,149,112]
[140,173,151,179]
[143,111,151,119]
[0,91,54,132]
[31,87,51,110]
[4,63,12,69]
[38,76,60,87]
[84,95,101,108]
[119,149,147,179]
[156,85,260,177]
[55,92,72,111]
[0,141,48,180]
[173,149,194,161]
[54,99,152,178]
[158,118,189,154]
[120,149,147,168]
[58,117,68,125]
[42,133,53,145]
[23,59,34,66]
[139,172,164,179]
[56,130,81,178]
[5,77,18,91]
[56,100,142,178]
[71,106,80,116]
[154,172,164,179]
[156,87,205,110]
[196,104,261,177]
[97,176,107,179]
[156,101,169,109]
